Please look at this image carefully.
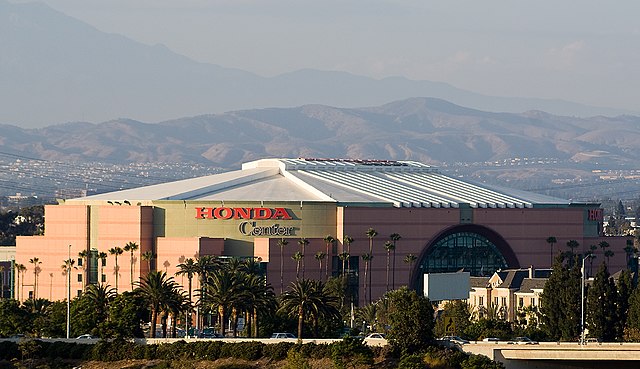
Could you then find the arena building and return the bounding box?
[15,158,628,304]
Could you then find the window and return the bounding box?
[501,297,507,306]
[519,297,524,308]
[77,290,82,297]
[494,297,498,306]
[102,274,106,283]
[102,259,107,267]
[77,274,82,282]
[478,297,484,306]
[29,291,33,299]
[78,258,83,267]
[531,298,536,307]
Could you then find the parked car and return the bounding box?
[482,337,501,342]
[585,337,602,343]
[364,333,386,340]
[509,336,538,345]
[76,334,98,340]
[439,336,470,345]
[270,332,296,339]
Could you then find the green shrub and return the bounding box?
[283,348,311,369]
[331,336,373,369]
[422,346,467,369]
[460,354,505,369]
[261,341,294,360]
[398,353,427,369]
[215,364,256,369]
[219,341,263,361]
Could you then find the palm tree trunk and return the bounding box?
[363,261,368,304]
[297,305,304,344]
[232,307,238,337]
[151,308,158,338]
[280,247,284,294]
[253,308,259,338]
[392,247,396,290]
[325,243,329,280]
[386,251,390,291]
[218,305,226,337]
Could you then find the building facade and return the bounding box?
[14,158,629,304]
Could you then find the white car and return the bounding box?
[270,332,296,339]
[365,333,386,340]
[76,334,98,340]
[439,336,470,345]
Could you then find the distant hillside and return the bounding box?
[1,97,639,170]
[0,0,635,128]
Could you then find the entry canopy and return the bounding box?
[72,158,573,209]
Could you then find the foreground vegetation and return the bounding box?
[0,337,502,369]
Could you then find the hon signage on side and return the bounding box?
[196,207,293,220]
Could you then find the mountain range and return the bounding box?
[2,97,639,171]
[1,0,637,128]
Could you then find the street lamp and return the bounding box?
[580,254,594,345]
[66,244,71,339]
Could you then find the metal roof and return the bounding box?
[71,158,572,208]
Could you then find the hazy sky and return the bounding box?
[14,0,640,111]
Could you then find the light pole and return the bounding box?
[580,254,593,345]
[67,244,71,339]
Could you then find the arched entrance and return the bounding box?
[411,224,519,289]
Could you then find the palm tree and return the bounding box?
[194,255,218,330]
[389,233,401,289]
[624,239,635,268]
[176,258,197,304]
[85,283,116,324]
[277,238,289,294]
[604,249,615,265]
[14,263,26,301]
[98,252,108,283]
[338,252,349,278]
[361,253,373,304]
[201,269,244,337]
[366,228,378,254]
[279,278,340,343]
[28,257,41,299]
[566,240,580,265]
[343,235,354,274]
[141,250,155,274]
[108,246,124,292]
[123,241,139,288]
[323,235,335,280]
[298,238,309,278]
[357,303,378,333]
[315,251,327,281]
[292,251,304,279]
[137,271,177,339]
[546,236,557,266]
[243,274,276,337]
[404,253,417,285]
[384,240,394,291]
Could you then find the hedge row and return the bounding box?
[0,340,338,362]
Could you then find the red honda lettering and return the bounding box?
[272,207,292,220]
[214,207,233,219]
[195,207,214,219]
[233,208,251,219]
[253,208,273,220]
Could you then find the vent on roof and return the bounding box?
[300,158,409,166]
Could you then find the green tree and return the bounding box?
[28,257,41,299]
[279,278,339,343]
[0,299,29,336]
[277,238,289,294]
[338,252,349,278]
[315,251,327,281]
[108,246,124,292]
[297,238,309,279]
[243,274,276,337]
[540,254,581,341]
[404,254,417,285]
[136,271,177,339]
[343,235,354,273]
[361,253,373,304]
[141,250,155,274]
[626,283,640,340]
[292,251,304,279]
[435,300,472,338]
[384,240,395,292]
[586,262,618,341]
[202,269,244,337]
[385,287,435,354]
[85,283,117,328]
[78,249,88,291]
[102,291,148,338]
[566,240,579,262]
[123,241,139,288]
[323,235,335,281]
[14,263,26,301]
[98,251,108,282]
[176,257,197,332]
[617,269,633,340]
[389,233,401,290]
